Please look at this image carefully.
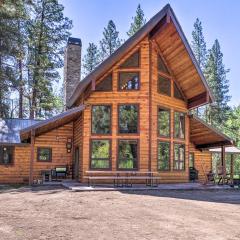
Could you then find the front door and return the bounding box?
[73,147,79,180]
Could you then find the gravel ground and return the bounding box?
[0,186,239,240]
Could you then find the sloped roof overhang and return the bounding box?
[67,4,214,108]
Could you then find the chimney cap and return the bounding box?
[68,37,82,46]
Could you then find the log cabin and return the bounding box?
[0,4,234,185]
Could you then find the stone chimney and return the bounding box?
[64,37,82,108]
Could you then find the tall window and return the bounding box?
[158,142,170,171]
[120,50,140,68]
[90,140,111,169]
[37,147,52,162]
[92,105,111,134]
[158,107,170,137]
[189,153,195,168]
[118,72,140,90]
[0,146,14,165]
[158,75,171,96]
[118,104,139,134]
[174,82,184,100]
[118,140,138,170]
[158,55,169,74]
[174,144,185,170]
[95,74,112,91]
[174,112,185,139]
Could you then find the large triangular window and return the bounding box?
[158,55,169,74]
[95,74,112,91]
[120,50,140,68]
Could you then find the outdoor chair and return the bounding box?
[51,165,68,181]
[216,166,231,185]
[189,167,198,182]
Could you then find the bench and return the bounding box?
[51,166,68,181]
[84,172,160,187]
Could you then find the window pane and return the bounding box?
[119,72,140,90]
[91,140,110,169]
[118,140,138,169]
[174,112,185,139]
[189,153,194,168]
[158,142,170,171]
[38,148,52,161]
[158,55,169,74]
[92,105,111,134]
[158,108,170,137]
[158,75,171,96]
[174,82,184,100]
[0,146,14,164]
[119,105,138,134]
[120,50,140,68]
[96,74,112,91]
[174,144,185,170]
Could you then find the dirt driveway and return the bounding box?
[0,186,239,240]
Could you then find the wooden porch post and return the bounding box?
[29,129,35,185]
[230,153,234,180]
[221,145,226,176]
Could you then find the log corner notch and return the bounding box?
[188,91,210,110]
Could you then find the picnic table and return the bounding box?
[84,171,160,187]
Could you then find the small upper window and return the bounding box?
[189,153,195,168]
[174,82,184,100]
[96,74,112,91]
[120,50,140,68]
[0,146,14,165]
[174,112,185,139]
[158,75,171,96]
[158,55,169,74]
[92,105,111,135]
[37,147,52,162]
[118,72,140,90]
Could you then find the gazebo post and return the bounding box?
[230,153,234,181]
[221,145,226,176]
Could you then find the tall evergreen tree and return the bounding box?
[191,18,207,70]
[127,4,146,37]
[82,43,100,77]
[204,39,231,126]
[26,0,72,119]
[99,20,121,61]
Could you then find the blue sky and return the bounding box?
[59,0,240,106]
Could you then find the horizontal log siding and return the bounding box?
[189,143,212,183]
[73,113,83,180]
[32,123,73,181]
[81,38,150,181]
[0,146,30,183]
[150,43,189,183]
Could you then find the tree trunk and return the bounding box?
[18,59,23,118]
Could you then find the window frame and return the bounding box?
[91,104,112,136]
[117,103,140,135]
[37,147,52,162]
[95,73,113,92]
[173,111,186,140]
[118,71,141,91]
[157,74,172,97]
[119,49,141,69]
[157,140,171,171]
[117,139,139,171]
[0,145,14,166]
[89,139,112,170]
[173,143,185,171]
[157,106,171,138]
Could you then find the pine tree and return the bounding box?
[26,0,72,119]
[204,39,231,126]
[191,18,207,70]
[82,43,100,77]
[127,4,146,37]
[99,20,122,61]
